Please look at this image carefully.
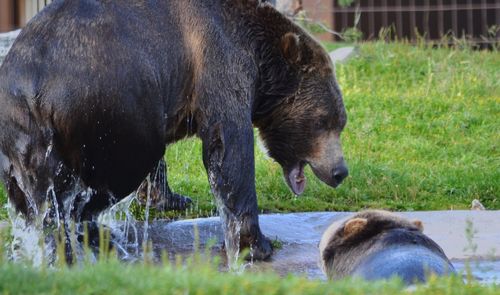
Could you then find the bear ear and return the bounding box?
[280,32,301,64]
[343,218,368,239]
[412,219,424,232]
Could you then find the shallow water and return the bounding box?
[0,30,19,64]
[130,211,500,285]
[3,191,500,285]
[453,260,500,284]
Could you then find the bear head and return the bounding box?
[318,210,424,275]
[253,23,348,195]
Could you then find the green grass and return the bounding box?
[1,41,499,220]
[323,41,357,52]
[0,257,498,295]
[322,41,353,51]
[334,42,499,211]
[0,185,6,220]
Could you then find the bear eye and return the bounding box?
[315,119,328,130]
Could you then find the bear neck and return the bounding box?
[227,3,304,124]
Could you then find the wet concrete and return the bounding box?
[0,29,19,65]
[140,211,500,284]
[329,46,358,64]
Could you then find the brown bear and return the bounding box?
[319,210,456,284]
[0,0,348,262]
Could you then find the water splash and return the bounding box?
[142,176,152,252]
[214,196,244,272]
[6,162,156,265]
[5,157,239,270]
[98,193,140,261]
[46,185,60,229]
[207,163,247,272]
[7,182,84,266]
[8,200,52,267]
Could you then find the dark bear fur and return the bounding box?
[0,0,348,262]
[319,210,456,284]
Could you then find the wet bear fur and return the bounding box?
[319,210,456,284]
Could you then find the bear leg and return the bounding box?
[136,159,192,211]
[201,121,273,262]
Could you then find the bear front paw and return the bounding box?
[246,234,273,261]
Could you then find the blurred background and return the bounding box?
[0,0,49,32]
[1,0,499,46]
[276,0,500,47]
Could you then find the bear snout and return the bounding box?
[310,158,349,189]
[332,164,349,186]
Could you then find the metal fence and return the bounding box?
[332,0,500,45]
[3,0,500,46]
[24,0,53,22]
[0,0,52,32]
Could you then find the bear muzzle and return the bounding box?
[332,164,349,187]
[310,159,349,189]
[307,132,348,189]
[283,159,348,195]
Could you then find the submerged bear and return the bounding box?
[319,210,456,285]
[0,0,348,263]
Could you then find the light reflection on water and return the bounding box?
[453,260,500,285]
